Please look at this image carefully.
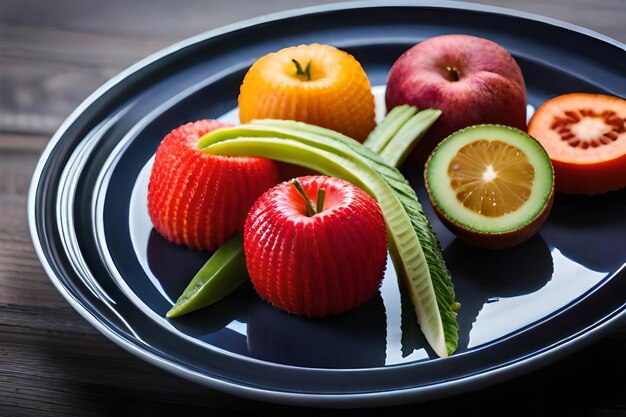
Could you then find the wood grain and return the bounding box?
[0,0,625,415]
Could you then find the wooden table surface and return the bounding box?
[1,0,624,415]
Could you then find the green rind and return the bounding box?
[363,104,417,153]
[379,109,442,167]
[426,124,554,234]
[166,234,248,318]
[199,122,459,357]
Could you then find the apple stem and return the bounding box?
[316,188,325,213]
[291,179,324,216]
[292,59,311,81]
[445,66,460,82]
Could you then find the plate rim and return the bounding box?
[28,0,626,407]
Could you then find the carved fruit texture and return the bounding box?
[147,120,279,251]
[238,43,376,142]
[244,175,387,317]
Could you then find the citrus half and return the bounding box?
[425,124,554,249]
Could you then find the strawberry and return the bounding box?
[244,175,387,317]
[147,119,279,251]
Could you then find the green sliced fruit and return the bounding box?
[379,109,442,167]
[199,122,458,357]
[364,104,417,153]
[166,233,248,318]
[425,124,554,250]
[254,107,441,169]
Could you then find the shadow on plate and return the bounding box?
[147,229,211,302]
[541,189,626,272]
[246,293,387,369]
[146,225,566,363]
[147,228,387,368]
[443,234,554,351]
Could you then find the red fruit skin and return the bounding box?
[244,175,387,318]
[147,120,279,251]
[386,34,527,166]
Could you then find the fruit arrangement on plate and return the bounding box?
[146,36,626,358]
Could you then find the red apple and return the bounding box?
[244,175,387,318]
[147,119,279,251]
[386,34,527,166]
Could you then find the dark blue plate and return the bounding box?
[29,1,626,407]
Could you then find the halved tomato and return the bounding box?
[528,93,626,194]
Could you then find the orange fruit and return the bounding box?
[528,93,626,194]
[238,43,376,142]
[425,125,554,250]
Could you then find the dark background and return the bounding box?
[1,1,625,415]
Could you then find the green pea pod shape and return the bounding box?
[166,233,247,318]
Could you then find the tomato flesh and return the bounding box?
[528,93,626,194]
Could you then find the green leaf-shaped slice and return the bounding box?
[198,122,458,357]
[166,234,247,318]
